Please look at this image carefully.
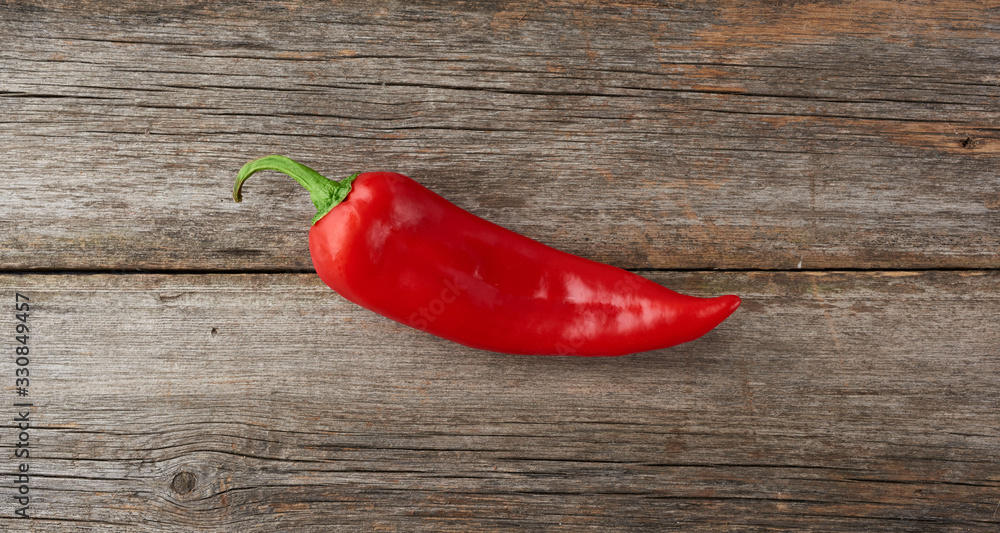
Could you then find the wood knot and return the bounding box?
[171,471,197,495]
[961,135,978,149]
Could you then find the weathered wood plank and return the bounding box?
[1,272,998,530]
[2,1,998,271]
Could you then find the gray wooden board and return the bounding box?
[1,1,999,271]
[1,272,998,531]
[3,1,999,531]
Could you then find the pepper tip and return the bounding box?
[704,294,741,324]
[721,294,741,315]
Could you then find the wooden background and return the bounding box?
[2,0,998,530]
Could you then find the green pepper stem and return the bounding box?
[233,155,360,225]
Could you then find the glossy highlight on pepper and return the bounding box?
[233,155,740,356]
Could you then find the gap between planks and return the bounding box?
[0,267,997,276]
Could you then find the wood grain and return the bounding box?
[1,272,998,531]
[1,0,998,271]
[3,2,999,530]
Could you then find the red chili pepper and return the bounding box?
[233,155,740,356]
